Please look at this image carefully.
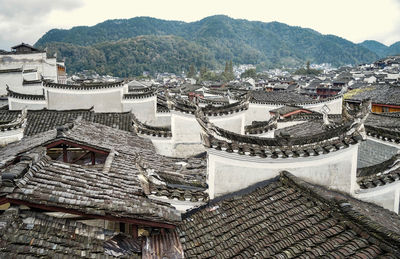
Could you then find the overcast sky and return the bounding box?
[1,0,400,50]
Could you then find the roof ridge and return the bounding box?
[280,171,400,254]
[6,86,45,100]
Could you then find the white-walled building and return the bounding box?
[0,109,27,146]
[134,97,249,158]
[0,43,65,95]
[243,91,342,125]
[196,110,365,198]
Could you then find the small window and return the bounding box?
[46,140,109,165]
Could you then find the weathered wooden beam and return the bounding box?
[63,145,68,163]
[91,152,95,165]
[46,139,109,155]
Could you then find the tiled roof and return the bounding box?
[365,125,400,143]
[197,110,364,158]
[0,109,133,136]
[123,91,156,100]
[346,84,400,106]
[366,112,400,129]
[7,87,45,100]
[168,96,248,116]
[197,97,229,106]
[0,120,207,222]
[274,120,344,138]
[132,113,172,138]
[3,153,181,224]
[177,171,400,258]
[202,99,249,117]
[0,207,140,258]
[269,105,312,116]
[11,43,40,51]
[150,183,208,203]
[245,116,278,135]
[249,90,314,104]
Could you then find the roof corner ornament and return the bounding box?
[136,155,166,196]
[347,99,371,140]
[320,104,331,125]
[165,90,174,110]
[342,102,354,122]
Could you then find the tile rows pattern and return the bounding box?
[0,208,140,258]
[0,109,133,136]
[177,173,400,258]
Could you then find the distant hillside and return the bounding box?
[44,36,216,77]
[36,15,379,76]
[359,40,400,58]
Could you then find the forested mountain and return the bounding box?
[359,40,400,58]
[43,36,215,77]
[35,15,380,76]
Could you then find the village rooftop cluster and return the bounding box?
[1,43,400,257]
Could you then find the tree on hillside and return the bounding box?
[187,64,196,78]
[223,60,235,81]
[200,66,208,78]
[240,68,257,79]
[294,60,321,75]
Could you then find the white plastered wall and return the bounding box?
[0,127,24,146]
[303,96,343,114]
[354,183,400,213]
[45,87,123,112]
[8,98,46,110]
[0,72,23,95]
[122,95,157,124]
[207,144,359,198]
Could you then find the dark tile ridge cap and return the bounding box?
[358,153,400,178]
[168,96,249,116]
[123,90,156,99]
[22,79,42,85]
[0,67,23,73]
[129,87,155,93]
[26,107,94,113]
[6,87,45,100]
[281,171,400,254]
[366,125,400,143]
[245,116,278,134]
[43,80,125,90]
[196,108,362,154]
[202,98,249,117]
[132,114,171,138]
[357,154,400,189]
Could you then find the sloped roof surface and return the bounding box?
[177,172,400,258]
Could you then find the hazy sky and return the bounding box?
[1,0,400,50]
